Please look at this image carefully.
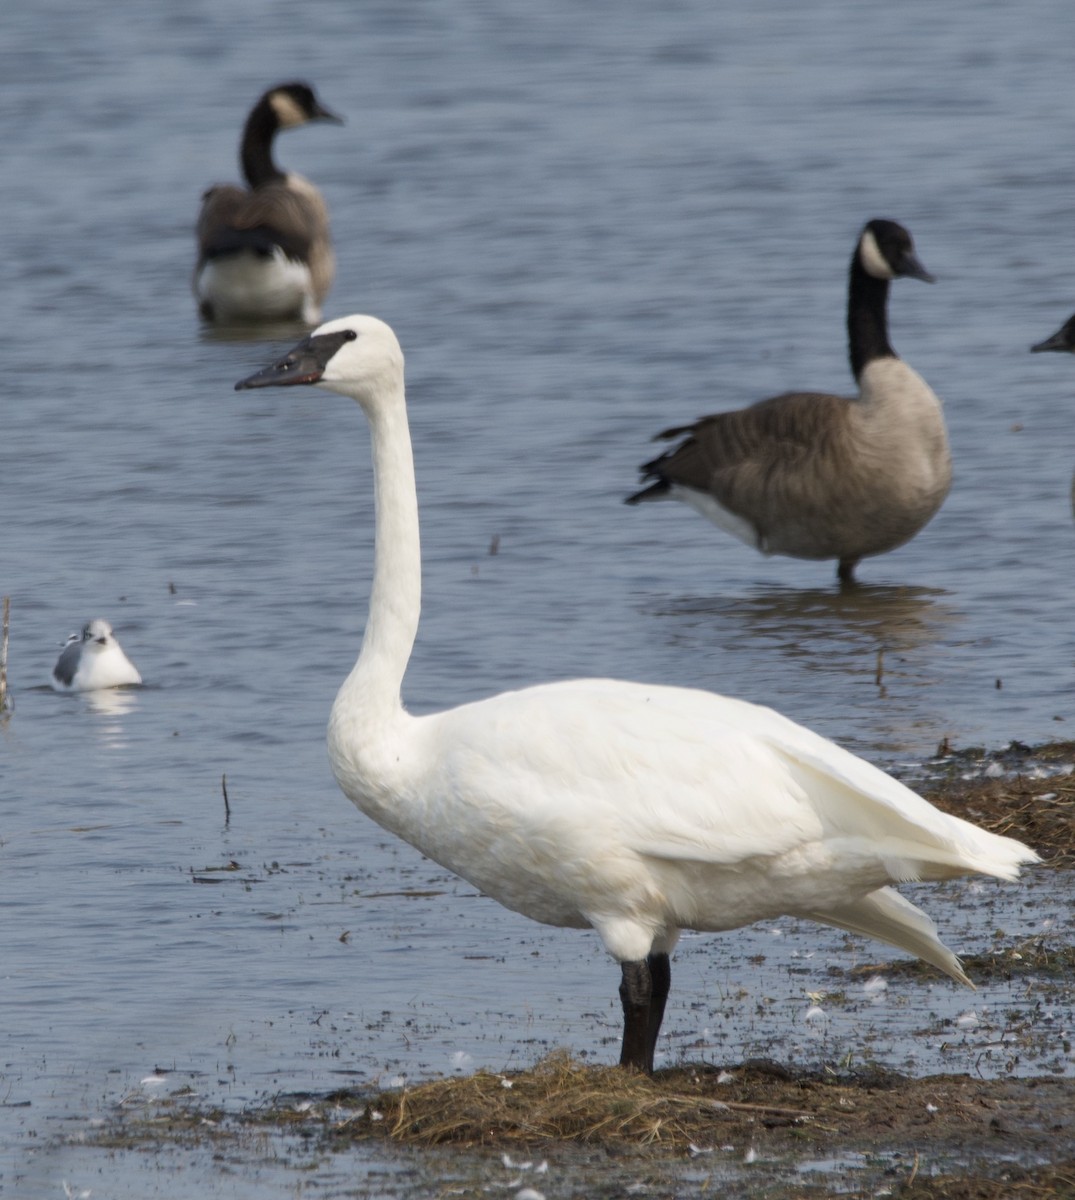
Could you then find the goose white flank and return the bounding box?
[236,315,1036,1072]
[627,219,951,584]
[194,81,342,325]
[51,619,142,692]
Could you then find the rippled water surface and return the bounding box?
[2,0,1073,1195]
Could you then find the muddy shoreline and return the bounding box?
[83,741,1075,1196]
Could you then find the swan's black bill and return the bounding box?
[235,329,357,390]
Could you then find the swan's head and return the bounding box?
[261,81,343,130]
[235,315,405,405]
[857,219,935,283]
[1030,313,1075,354]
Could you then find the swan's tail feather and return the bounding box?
[803,886,973,988]
[781,756,1040,885]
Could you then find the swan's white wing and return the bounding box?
[419,678,1036,881]
[420,680,822,867]
[737,700,1039,879]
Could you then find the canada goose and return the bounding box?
[235,315,1035,1073]
[194,82,343,324]
[627,220,952,584]
[51,619,141,691]
[1031,314,1075,353]
[1030,314,1075,518]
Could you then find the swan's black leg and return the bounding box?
[619,958,653,1071]
[645,951,671,1067]
[619,954,670,1072]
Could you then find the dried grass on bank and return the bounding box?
[922,741,1075,867]
[316,1052,810,1148]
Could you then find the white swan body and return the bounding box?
[237,315,1037,1071]
[331,674,1032,972]
[51,618,141,692]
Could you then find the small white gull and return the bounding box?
[51,619,142,692]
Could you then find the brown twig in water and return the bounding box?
[221,773,230,822]
[0,596,10,713]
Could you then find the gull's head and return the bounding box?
[83,618,115,647]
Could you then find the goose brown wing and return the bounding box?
[196,182,326,264]
[636,391,854,515]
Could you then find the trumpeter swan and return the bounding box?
[627,220,951,585]
[237,315,1035,1072]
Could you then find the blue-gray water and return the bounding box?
[2,1,1073,1195]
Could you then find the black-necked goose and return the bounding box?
[1031,314,1075,354]
[1030,314,1075,517]
[234,314,1035,1073]
[51,619,141,692]
[194,82,343,325]
[627,220,951,584]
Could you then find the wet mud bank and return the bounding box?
[82,741,1075,1197]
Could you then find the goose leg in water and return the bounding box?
[619,952,671,1072]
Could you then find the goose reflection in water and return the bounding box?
[643,583,960,755]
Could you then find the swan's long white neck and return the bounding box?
[335,381,421,728]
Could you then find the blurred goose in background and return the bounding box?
[1029,313,1075,516]
[1031,314,1075,354]
[51,619,141,692]
[627,219,951,584]
[235,314,1036,1073]
[194,81,343,324]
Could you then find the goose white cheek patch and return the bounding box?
[857,228,895,280]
